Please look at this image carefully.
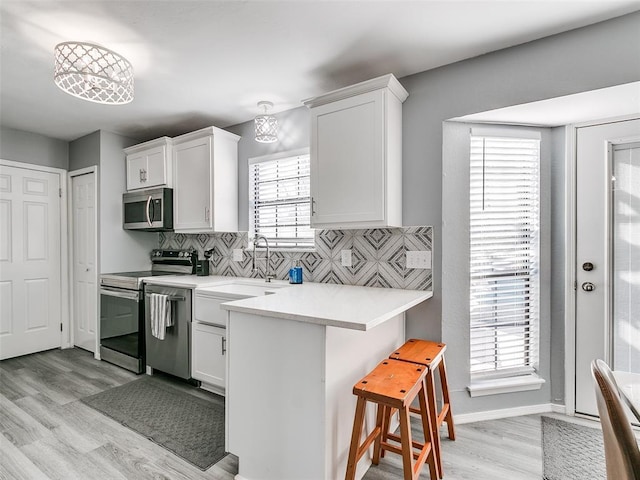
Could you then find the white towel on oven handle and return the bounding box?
[150,293,172,340]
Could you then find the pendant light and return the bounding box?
[254,101,278,143]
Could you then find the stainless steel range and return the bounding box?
[99,249,196,373]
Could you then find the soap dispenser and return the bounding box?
[288,260,303,284]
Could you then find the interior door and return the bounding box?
[72,171,97,352]
[575,117,640,417]
[0,164,62,359]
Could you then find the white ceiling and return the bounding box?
[1,1,639,142]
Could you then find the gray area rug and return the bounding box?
[541,415,606,480]
[82,375,226,470]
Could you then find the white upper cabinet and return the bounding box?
[124,137,172,191]
[303,74,408,229]
[172,126,240,233]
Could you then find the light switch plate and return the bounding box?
[406,251,432,269]
[341,249,352,267]
[233,249,244,262]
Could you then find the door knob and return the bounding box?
[581,282,595,292]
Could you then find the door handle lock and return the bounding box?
[581,282,595,292]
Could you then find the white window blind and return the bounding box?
[249,151,314,249]
[469,133,540,379]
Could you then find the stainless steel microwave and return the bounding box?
[123,187,173,231]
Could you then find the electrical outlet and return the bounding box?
[341,249,352,267]
[406,251,432,269]
[233,249,244,262]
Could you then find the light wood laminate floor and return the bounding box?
[1,348,543,480]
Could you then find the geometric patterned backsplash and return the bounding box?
[159,226,432,291]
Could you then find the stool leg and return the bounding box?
[439,357,455,440]
[398,405,415,480]
[345,396,367,480]
[380,406,396,459]
[426,372,443,478]
[418,381,438,480]
[372,404,386,465]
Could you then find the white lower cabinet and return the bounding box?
[192,321,226,392]
[192,292,230,395]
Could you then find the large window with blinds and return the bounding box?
[469,131,540,380]
[249,149,314,249]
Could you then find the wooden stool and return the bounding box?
[345,358,438,480]
[388,339,455,478]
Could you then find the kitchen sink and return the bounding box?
[203,282,284,298]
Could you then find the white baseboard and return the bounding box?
[199,381,225,397]
[453,403,565,424]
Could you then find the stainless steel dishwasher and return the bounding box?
[144,284,192,380]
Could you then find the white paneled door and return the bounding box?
[575,118,640,418]
[0,164,62,359]
[71,171,97,352]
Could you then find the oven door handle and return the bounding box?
[100,287,141,301]
[145,195,153,227]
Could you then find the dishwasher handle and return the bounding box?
[145,293,186,302]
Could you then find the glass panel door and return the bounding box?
[612,142,640,374]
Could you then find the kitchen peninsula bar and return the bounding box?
[221,282,432,480]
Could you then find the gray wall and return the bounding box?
[223,12,639,414]
[550,126,567,405]
[0,126,68,169]
[68,131,100,171]
[68,130,157,273]
[227,106,310,232]
[98,131,157,273]
[398,12,639,412]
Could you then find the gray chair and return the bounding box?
[591,359,640,480]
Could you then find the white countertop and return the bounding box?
[219,281,431,331]
[144,275,432,331]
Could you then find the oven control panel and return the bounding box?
[151,249,195,259]
[151,249,197,267]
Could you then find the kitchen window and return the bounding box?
[249,148,314,249]
[468,129,543,394]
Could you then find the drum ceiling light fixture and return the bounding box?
[54,41,134,105]
[254,101,278,143]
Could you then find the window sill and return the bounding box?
[467,373,545,397]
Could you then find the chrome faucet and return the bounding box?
[252,234,274,282]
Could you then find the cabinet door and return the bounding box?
[310,90,385,227]
[144,145,168,187]
[173,136,213,232]
[192,322,226,388]
[126,153,147,190]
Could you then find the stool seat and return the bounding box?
[390,339,446,366]
[353,359,426,408]
[346,358,438,480]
